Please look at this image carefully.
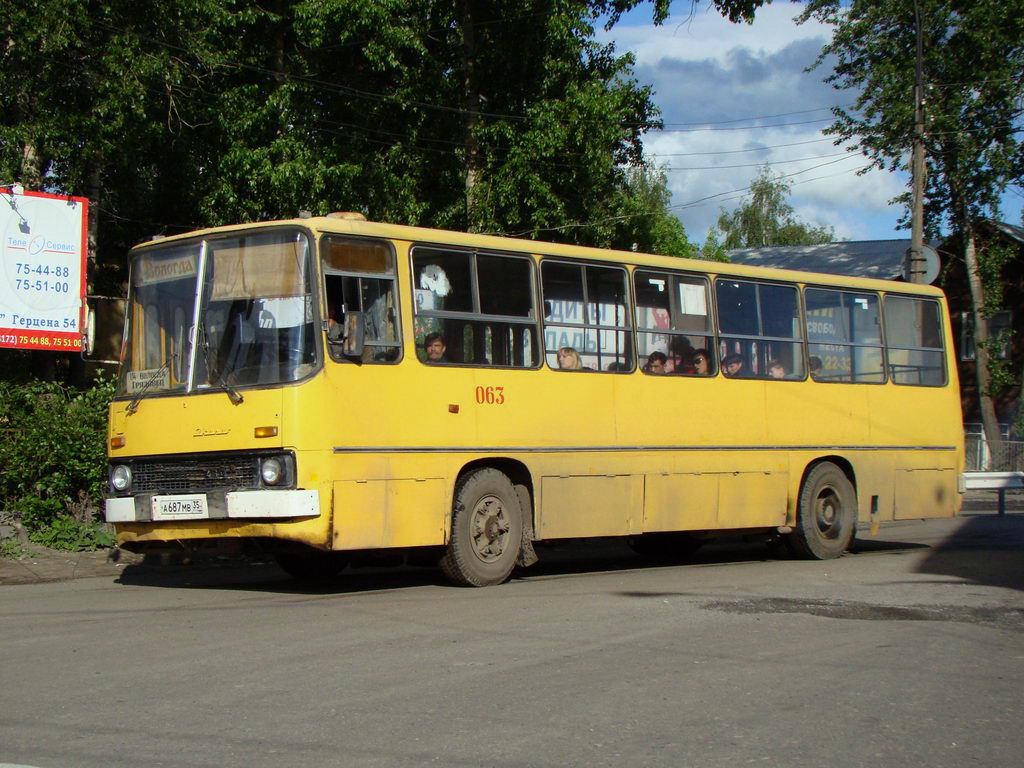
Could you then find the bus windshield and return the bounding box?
[117,229,317,397]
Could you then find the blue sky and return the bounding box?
[598,2,1024,245]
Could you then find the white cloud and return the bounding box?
[599,2,910,243]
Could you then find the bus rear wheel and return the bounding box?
[440,468,523,587]
[789,462,856,560]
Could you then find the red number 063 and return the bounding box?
[475,386,505,405]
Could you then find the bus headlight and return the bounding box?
[260,457,285,486]
[110,465,132,493]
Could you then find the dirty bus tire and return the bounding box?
[789,462,857,560]
[440,468,523,587]
[275,550,350,581]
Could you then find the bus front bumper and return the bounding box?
[105,489,320,523]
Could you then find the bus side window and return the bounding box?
[412,248,539,368]
[716,279,803,379]
[885,296,946,386]
[542,261,632,372]
[320,237,401,363]
[805,288,885,383]
[634,271,714,375]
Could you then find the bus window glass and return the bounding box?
[413,250,472,313]
[117,230,317,396]
[635,271,715,375]
[805,288,885,383]
[321,237,400,363]
[478,254,533,317]
[118,243,200,396]
[412,248,538,368]
[586,266,628,326]
[198,231,317,388]
[542,262,585,325]
[716,279,803,379]
[143,304,162,370]
[760,284,800,339]
[716,280,759,336]
[543,262,632,371]
[885,296,946,386]
[322,237,391,273]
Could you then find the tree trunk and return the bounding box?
[70,164,104,389]
[19,139,43,189]
[458,0,481,233]
[963,226,1004,466]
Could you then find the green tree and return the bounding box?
[569,164,699,257]
[613,166,698,258]
[713,165,835,249]
[1,2,681,253]
[801,0,1024,451]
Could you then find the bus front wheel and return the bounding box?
[789,462,856,560]
[440,468,523,587]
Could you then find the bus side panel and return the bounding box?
[538,474,643,538]
[644,472,719,532]
[332,478,448,549]
[716,467,788,529]
[642,452,788,533]
[892,460,960,521]
[868,383,963,520]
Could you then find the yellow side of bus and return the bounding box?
[111,219,964,555]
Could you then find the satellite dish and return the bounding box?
[902,244,940,284]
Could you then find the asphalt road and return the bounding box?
[1,511,1022,768]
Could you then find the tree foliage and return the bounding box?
[0,376,115,545]
[801,0,1024,446]
[1,0,700,272]
[714,165,835,249]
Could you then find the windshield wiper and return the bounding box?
[125,359,171,415]
[199,322,244,406]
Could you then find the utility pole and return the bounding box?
[909,0,927,284]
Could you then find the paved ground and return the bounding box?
[0,493,1022,768]
[1,490,1021,586]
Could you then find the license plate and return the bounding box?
[152,494,209,520]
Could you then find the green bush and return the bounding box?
[28,515,116,551]
[0,537,31,560]
[0,376,115,548]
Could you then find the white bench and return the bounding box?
[962,471,1024,514]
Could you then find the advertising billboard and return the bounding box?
[0,188,88,352]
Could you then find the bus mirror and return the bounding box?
[81,296,125,365]
[326,321,344,343]
[341,312,365,358]
[81,305,95,356]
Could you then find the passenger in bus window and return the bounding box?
[643,351,667,374]
[668,336,695,373]
[768,359,785,379]
[607,361,631,372]
[722,353,745,377]
[809,355,823,380]
[692,349,711,376]
[424,332,447,363]
[557,347,583,370]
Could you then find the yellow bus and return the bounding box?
[105,214,963,586]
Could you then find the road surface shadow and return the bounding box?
[913,513,1024,592]
[113,527,938,594]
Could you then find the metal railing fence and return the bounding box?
[964,435,1024,472]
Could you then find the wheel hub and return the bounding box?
[471,495,510,563]
[816,489,840,536]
